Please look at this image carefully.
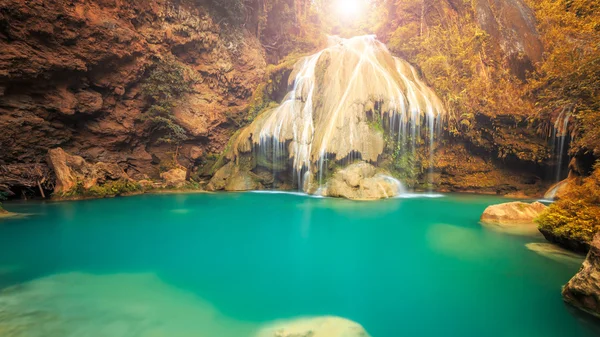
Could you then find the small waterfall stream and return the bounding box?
[247,36,446,193]
[553,109,571,183]
[545,108,572,199]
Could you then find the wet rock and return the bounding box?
[160,168,187,188]
[562,233,600,318]
[256,316,371,337]
[47,147,128,194]
[539,228,591,255]
[206,162,261,192]
[544,179,571,200]
[324,162,403,200]
[206,162,234,191]
[225,171,260,191]
[481,201,546,224]
[480,201,547,235]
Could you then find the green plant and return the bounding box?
[0,191,8,212]
[57,180,142,199]
[140,57,196,145]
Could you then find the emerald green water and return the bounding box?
[0,192,598,336]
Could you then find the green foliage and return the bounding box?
[209,0,246,25]
[141,57,196,145]
[537,163,600,244]
[57,180,142,199]
[86,180,143,198]
[384,134,422,186]
[0,191,7,211]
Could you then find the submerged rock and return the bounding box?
[562,233,600,318]
[323,162,403,200]
[256,316,370,337]
[0,272,259,337]
[526,243,584,265]
[480,201,547,235]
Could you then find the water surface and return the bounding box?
[0,193,598,336]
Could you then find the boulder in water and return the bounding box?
[480,201,547,235]
[562,233,600,318]
[323,161,403,200]
[256,316,370,337]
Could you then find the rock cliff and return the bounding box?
[0,0,266,196]
[562,233,600,318]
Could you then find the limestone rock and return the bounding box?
[324,162,403,200]
[481,201,547,224]
[562,233,600,318]
[256,316,370,337]
[206,162,260,192]
[225,171,259,191]
[160,168,187,188]
[544,179,571,200]
[206,162,234,191]
[480,201,547,235]
[47,147,128,194]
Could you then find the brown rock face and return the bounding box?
[160,168,187,188]
[47,147,128,194]
[473,0,543,79]
[0,0,266,194]
[562,233,600,318]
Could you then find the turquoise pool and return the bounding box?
[0,192,598,336]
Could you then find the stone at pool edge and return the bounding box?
[256,316,371,337]
[480,201,547,235]
[562,232,600,319]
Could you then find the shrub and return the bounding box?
[57,180,142,199]
[140,57,196,145]
[537,163,600,244]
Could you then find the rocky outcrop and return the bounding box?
[47,147,128,194]
[323,162,404,200]
[206,162,262,192]
[160,168,187,188]
[256,316,371,337]
[562,233,600,318]
[473,0,543,79]
[480,201,547,235]
[0,0,266,194]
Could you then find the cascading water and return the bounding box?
[553,108,571,183]
[544,108,572,200]
[226,35,446,198]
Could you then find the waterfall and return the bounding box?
[552,108,571,184]
[237,35,446,194]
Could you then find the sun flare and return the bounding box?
[335,0,366,20]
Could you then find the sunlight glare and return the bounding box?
[335,0,364,20]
